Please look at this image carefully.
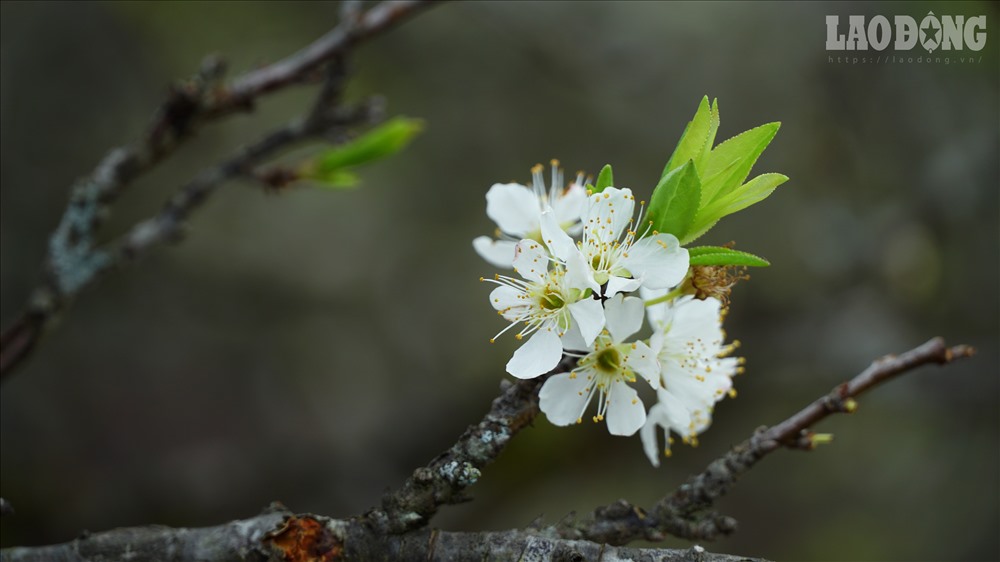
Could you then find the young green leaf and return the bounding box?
[680,218,718,246]
[299,116,423,189]
[594,164,614,193]
[313,116,424,176]
[647,160,701,241]
[687,246,770,267]
[706,173,789,217]
[662,96,719,178]
[313,169,360,190]
[700,122,780,204]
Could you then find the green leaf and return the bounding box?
[647,160,701,241]
[697,97,720,174]
[314,169,360,190]
[703,173,789,218]
[308,116,424,180]
[594,164,614,193]
[688,246,771,267]
[680,218,718,246]
[662,96,719,178]
[700,122,780,203]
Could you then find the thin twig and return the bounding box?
[0,0,437,380]
[564,337,975,544]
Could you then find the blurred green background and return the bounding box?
[1,1,997,560]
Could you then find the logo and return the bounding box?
[826,12,987,53]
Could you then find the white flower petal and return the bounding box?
[625,340,659,387]
[663,360,724,410]
[506,329,563,379]
[560,322,588,352]
[486,183,540,235]
[640,402,669,467]
[621,233,689,290]
[605,381,645,436]
[568,298,605,346]
[667,297,725,345]
[586,187,634,244]
[473,237,517,269]
[604,275,642,298]
[564,247,601,293]
[552,184,588,226]
[489,285,523,319]
[539,372,592,426]
[512,240,549,283]
[640,286,669,327]
[603,294,645,343]
[656,387,694,433]
[540,209,577,262]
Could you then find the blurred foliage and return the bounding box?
[1,1,997,560]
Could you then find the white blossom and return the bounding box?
[485,237,605,379]
[639,296,742,466]
[539,295,659,436]
[540,187,689,298]
[473,161,587,268]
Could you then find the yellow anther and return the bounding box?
[514,334,523,340]
[728,388,738,398]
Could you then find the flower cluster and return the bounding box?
[475,97,785,465]
[476,162,743,465]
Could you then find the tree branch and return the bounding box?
[564,337,976,545]
[0,341,973,559]
[0,505,763,562]
[0,0,438,380]
[372,356,575,533]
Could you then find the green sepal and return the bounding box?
[688,246,770,267]
[593,164,614,193]
[647,160,701,242]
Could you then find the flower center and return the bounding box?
[539,291,565,310]
[595,347,622,373]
